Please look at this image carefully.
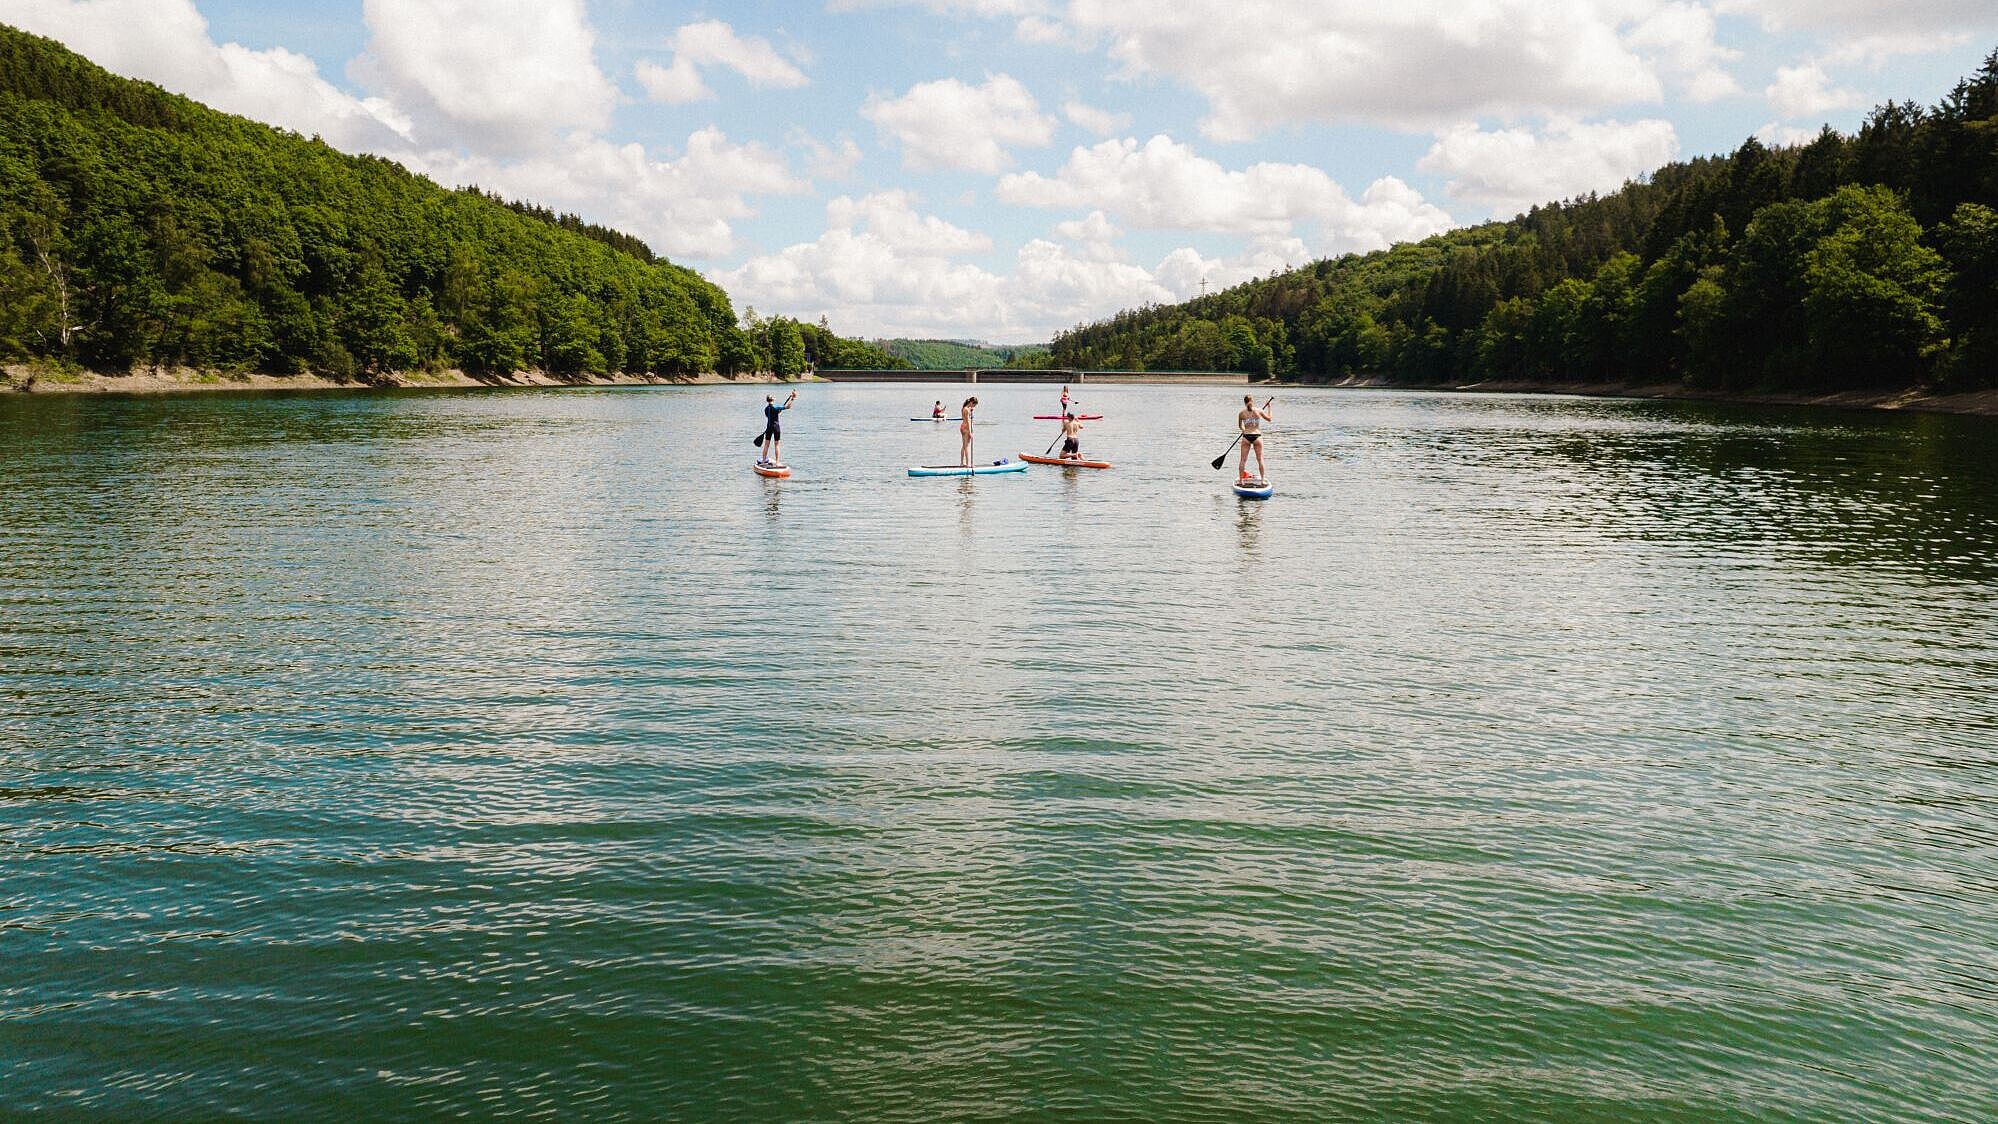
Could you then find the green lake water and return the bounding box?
[2,383,1995,1119]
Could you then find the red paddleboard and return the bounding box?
[1019,453,1111,469]
[753,462,791,478]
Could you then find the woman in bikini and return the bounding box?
[1237,394,1273,480]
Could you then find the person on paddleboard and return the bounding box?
[1058,411,1085,460]
[760,390,796,465]
[959,396,979,466]
[1060,384,1073,415]
[932,400,945,419]
[1237,394,1273,480]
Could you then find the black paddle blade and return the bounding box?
[753,434,765,447]
[1212,433,1243,469]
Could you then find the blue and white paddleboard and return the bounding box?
[1232,477,1274,499]
[908,460,1029,478]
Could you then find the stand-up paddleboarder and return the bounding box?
[1237,395,1273,479]
[959,396,979,466]
[759,390,797,466]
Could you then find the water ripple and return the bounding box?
[3,386,1996,1118]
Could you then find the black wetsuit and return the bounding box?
[763,402,784,440]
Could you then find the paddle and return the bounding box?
[1211,397,1274,470]
[1208,434,1241,471]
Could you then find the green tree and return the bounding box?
[1799,186,1946,384]
[769,317,807,377]
[1934,202,1998,387]
[1475,297,1535,378]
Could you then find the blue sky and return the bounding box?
[6,1,1995,341]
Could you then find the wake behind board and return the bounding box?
[1232,477,1274,499]
[908,461,1029,478]
[1019,453,1112,469]
[753,461,791,478]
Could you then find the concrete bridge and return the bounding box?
[818,367,1251,385]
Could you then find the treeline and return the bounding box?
[0,25,900,380]
[872,338,1047,369]
[1051,50,1998,392]
[747,310,911,375]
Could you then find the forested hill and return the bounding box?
[0,25,901,379]
[1051,50,1998,393]
[874,338,1049,369]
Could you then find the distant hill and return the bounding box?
[0,24,896,379]
[1051,48,1998,393]
[875,338,1050,369]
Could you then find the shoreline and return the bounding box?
[10,364,1998,418]
[1296,375,1998,418]
[1,364,801,396]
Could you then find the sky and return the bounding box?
[3,1,1994,342]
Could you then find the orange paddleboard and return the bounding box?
[753,462,791,478]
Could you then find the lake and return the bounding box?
[3,382,1995,1118]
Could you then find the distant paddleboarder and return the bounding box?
[1237,394,1273,480]
[759,390,797,466]
[1060,384,1074,415]
[932,399,946,419]
[959,396,979,466]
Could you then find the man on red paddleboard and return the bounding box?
[759,390,796,466]
[1237,394,1273,480]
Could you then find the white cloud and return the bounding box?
[1014,16,1070,44]
[635,19,808,104]
[862,74,1056,172]
[1154,236,1312,298]
[356,0,616,153]
[1048,210,1137,265]
[1063,2,1662,138]
[3,0,411,149]
[1817,31,1972,67]
[1624,3,1741,102]
[792,131,865,180]
[1717,0,1996,35]
[1418,118,1679,216]
[717,191,1184,339]
[1063,100,1131,136]
[716,192,1005,328]
[405,128,804,259]
[1765,63,1864,119]
[634,56,709,105]
[1754,122,1821,146]
[997,134,1454,253]
[828,0,1049,13]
